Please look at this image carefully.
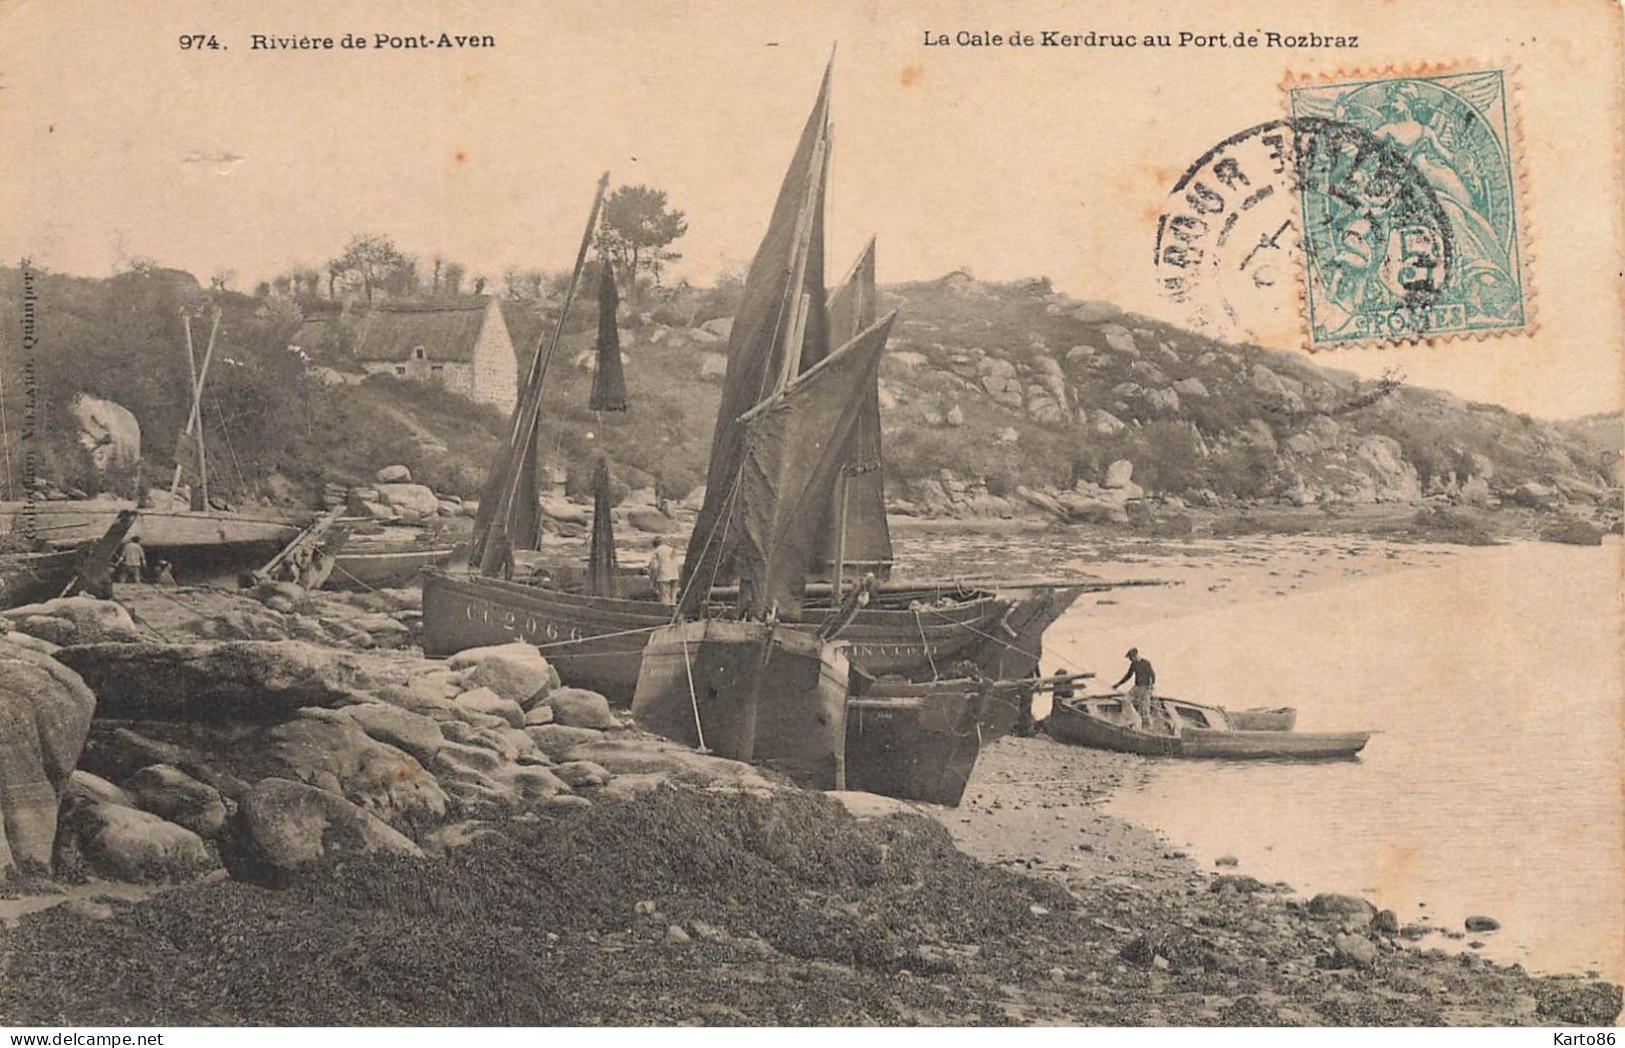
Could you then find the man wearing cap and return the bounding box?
[1113,647,1159,732]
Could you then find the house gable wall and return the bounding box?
[469,298,518,413]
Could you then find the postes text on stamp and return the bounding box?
[1287,69,1528,345]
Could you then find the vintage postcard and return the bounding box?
[0,0,1620,1034]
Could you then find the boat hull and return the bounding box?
[330,546,456,587]
[421,571,1083,704]
[5,501,304,559]
[0,546,83,608]
[845,679,988,806]
[1046,696,1368,761]
[631,619,849,789]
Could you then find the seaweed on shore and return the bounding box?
[0,787,1064,1026]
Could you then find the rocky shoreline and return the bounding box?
[0,570,1618,1026]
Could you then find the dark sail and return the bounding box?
[589,260,628,412]
[730,312,895,620]
[586,457,619,596]
[812,238,892,581]
[679,60,833,609]
[472,174,610,573]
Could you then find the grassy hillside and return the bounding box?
[3,265,1614,522]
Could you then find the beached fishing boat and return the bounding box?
[846,682,987,806]
[635,619,851,788]
[844,677,991,806]
[632,61,896,786]
[421,67,1090,697]
[1046,695,1369,760]
[423,570,1081,700]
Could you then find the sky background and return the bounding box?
[0,0,1620,419]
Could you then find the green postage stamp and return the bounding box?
[1287,69,1529,346]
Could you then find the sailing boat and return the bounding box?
[630,121,895,787]
[421,61,1092,700]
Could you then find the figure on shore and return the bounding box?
[1113,647,1161,733]
[114,535,146,584]
[647,537,680,606]
[153,559,177,588]
[1051,667,1075,703]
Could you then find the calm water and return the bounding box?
[1029,537,1624,980]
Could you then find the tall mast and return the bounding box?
[475,172,610,575]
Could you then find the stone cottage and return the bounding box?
[351,297,517,413]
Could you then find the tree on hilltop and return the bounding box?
[596,185,688,306]
[327,233,416,303]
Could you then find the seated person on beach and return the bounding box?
[1113,648,1165,733]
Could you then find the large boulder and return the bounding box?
[1099,324,1138,356]
[1307,892,1377,919]
[375,464,412,484]
[525,724,607,758]
[54,641,377,722]
[562,738,777,793]
[452,687,526,729]
[0,640,98,876]
[541,687,618,729]
[462,650,555,709]
[69,393,141,473]
[265,708,448,833]
[237,777,420,885]
[627,510,678,534]
[552,760,613,789]
[4,597,141,646]
[700,316,733,340]
[63,769,130,807]
[57,798,216,883]
[338,702,446,766]
[1072,300,1123,324]
[539,497,588,525]
[372,483,442,521]
[430,742,569,811]
[1353,435,1422,502]
[126,763,229,838]
[75,726,250,804]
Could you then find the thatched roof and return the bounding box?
[352,298,492,363]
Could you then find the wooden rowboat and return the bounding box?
[329,544,456,587]
[1045,695,1369,761]
[1221,706,1298,732]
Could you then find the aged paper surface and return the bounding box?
[0,0,1619,1029]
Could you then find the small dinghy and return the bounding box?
[1221,706,1297,732]
[1046,695,1369,761]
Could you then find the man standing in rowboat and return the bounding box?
[1114,648,1160,732]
